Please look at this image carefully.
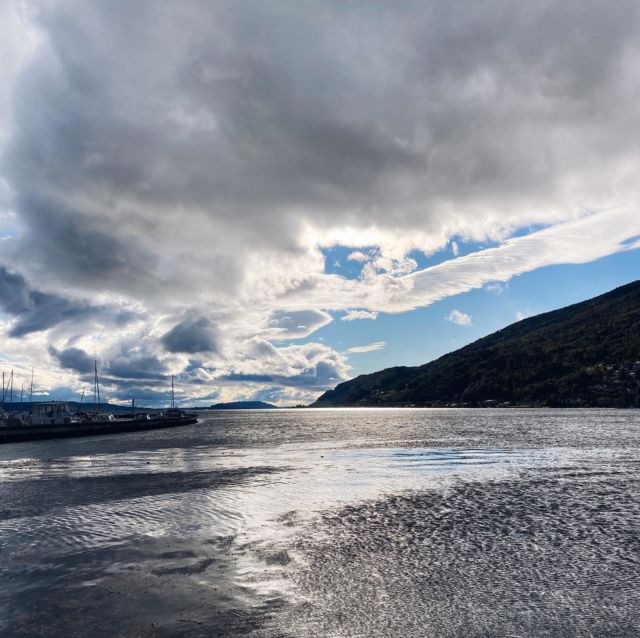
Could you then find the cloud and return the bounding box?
[0,1,40,148]
[264,309,332,340]
[162,316,218,353]
[342,310,379,321]
[363,254,419,278]
[106,354,167,381]
[516,310,532,321]
[347,341,386,353]
[5,0,640,301]
[446,310,472,327]
[221,340,349,389]
[49,346,94,373]
[0,265,133,337]
[348,251,369,263]
[280,210,640,315]
[485,281,509,295]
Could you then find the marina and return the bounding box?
[0,370,198,443]
[0,406,198,443]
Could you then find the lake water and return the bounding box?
[1,408,639,637]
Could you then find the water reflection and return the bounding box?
[1,409,639,636]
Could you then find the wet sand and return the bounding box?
[1,409,639,637]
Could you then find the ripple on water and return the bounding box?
[1,409,640,637]
[273,465,640,638]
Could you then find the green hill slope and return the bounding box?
[314,280,640,408]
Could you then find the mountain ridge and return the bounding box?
[314,280,640,408]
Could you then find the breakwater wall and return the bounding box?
[0,416,198,444]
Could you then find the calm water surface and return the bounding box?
[1,409,639,637]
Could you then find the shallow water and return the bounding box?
[1,408,639,637]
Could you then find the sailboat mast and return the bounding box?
[29,368,33,416]
[95,360,101,410]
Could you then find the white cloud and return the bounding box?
[341,310,379,321]
[347,341,386,354]
[485,281,509,295]
[347,251,369,263]
[263,309,332,340]
[283,210,640,315]
[516,310,532,321]
[446,310,472,327]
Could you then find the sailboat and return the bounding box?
[163,374,185,418]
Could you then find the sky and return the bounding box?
[1,0,639,407]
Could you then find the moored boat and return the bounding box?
[0,401,198,444]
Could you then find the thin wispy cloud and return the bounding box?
[347,342,387,354]
[485,282,509,296]
[342,310,378,322]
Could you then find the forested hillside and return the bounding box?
[314,281,640,408]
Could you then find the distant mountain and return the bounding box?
[314,281,640,408]
[208,401,279,410]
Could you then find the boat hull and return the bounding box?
[0,416,199,444]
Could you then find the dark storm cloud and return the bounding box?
[5,194,158,292]
[162,317,218,354]
[0,265,130,337]
[49,340,167,382]
[49,346,94,373]
[106,350,168,381]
